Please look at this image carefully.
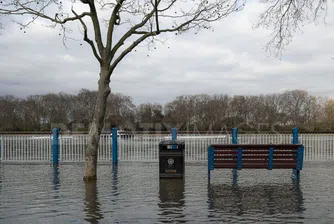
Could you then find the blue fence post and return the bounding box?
[112,127,118,165]
[232,128,238,144]
[171,128,177,149]
[172,128,177,140]
[292,127,299,144]
[52,128,59,165]
[0,135,3,161]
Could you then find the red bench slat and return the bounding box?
[214,155,296,159]
[214,159,296,164]
[213,159,298,163]
[214,150,297,155]
[211,144,302,149]
[214,163,297,169]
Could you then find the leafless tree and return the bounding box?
[0,95,21,131]
[105,93,136,130]
[255,0,327,57]
[263,93,287,127]
[0,0,243,180]
[19,95,46,131]
[135,102,164,131]
[324,98,334,130]
[208,94,229,131]
[41,93,72,130]
[69,89,98,131]
[164,95,195,131]
[301,95,322,130]
[0,89,331,132]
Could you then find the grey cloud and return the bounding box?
[0,1,334,105]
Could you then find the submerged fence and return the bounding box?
[0,129,334,163]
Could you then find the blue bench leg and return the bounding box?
[293,169,300,180]
[232,168,238,185]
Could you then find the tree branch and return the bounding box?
[108,32,155,78]
[0,1,91,25]
[105,0,125,52]
[107,0,240,77]
[158,0,177,12]
[154,0,160,34]
[107,14,202,78]
[256,0,327,57]
[71,7,102,64]
[108,1,160,64]
[87,1,105,59]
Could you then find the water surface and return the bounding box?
[0,162,334,223]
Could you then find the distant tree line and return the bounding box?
[1,89,334,133]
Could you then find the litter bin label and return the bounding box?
[167,145,178,149]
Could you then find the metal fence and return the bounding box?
[0,133,334,163]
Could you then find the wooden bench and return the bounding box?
[208,144,304,180]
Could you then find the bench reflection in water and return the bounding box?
[207,181,305,216]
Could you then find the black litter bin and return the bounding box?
[159,140,185,179]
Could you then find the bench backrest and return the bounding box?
[208,144,304,170]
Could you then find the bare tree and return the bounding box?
[0,89,329,132]
[0,95,21,131]
[192,94,221,132]
[19,95,46,131]
[324,98,334,131]
[135,103,164,131]
[69,89,98,130]
[301,95,322,130]
[255,0,327,56]
[41,93,72,130]
[208,94,229,131]
[1,0,243,180]
[164,95,195,131]
[264,93,287,128]
[105,93,136,130]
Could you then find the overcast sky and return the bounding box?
[0,1,334,105]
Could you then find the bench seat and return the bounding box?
[208,144,304,180]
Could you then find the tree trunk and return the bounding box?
[83,66,111,182]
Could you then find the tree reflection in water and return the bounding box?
[0,164,2,195]
[158,179,186,223]
[84,179,104,224]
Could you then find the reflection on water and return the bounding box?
[0,164,2,195]
[208,180,305,221]
[1,163,334,223]
[51,164,104,224]
[52,165,60,202]
[52,165,60,191]
[111,164,120,199]
[158,179,186,223]
[84,180,103,224]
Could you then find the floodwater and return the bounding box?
[0,162,334,223]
